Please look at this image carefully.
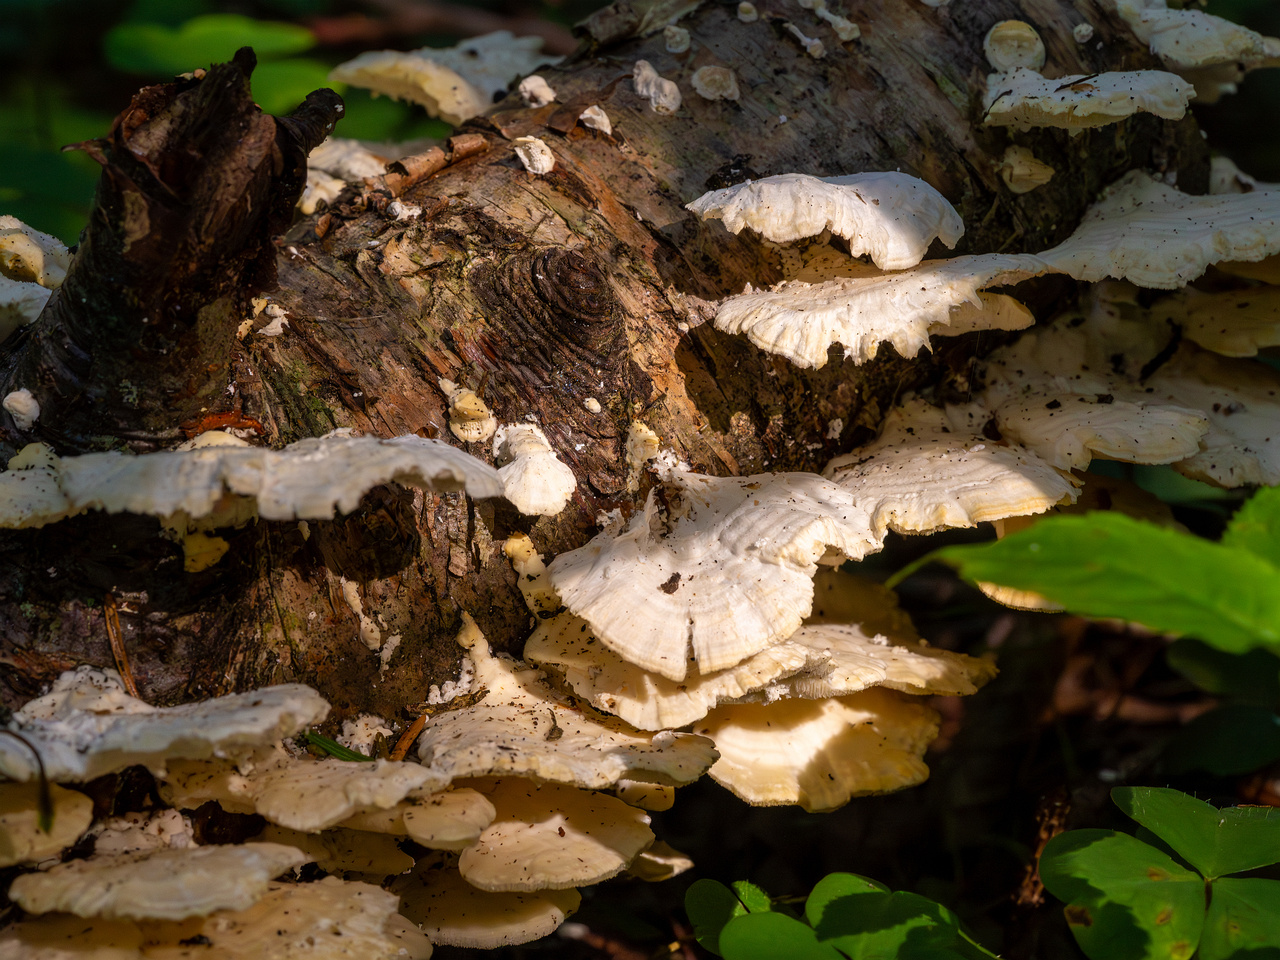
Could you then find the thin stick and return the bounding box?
[389,713,427,762]
[103,594,141,699]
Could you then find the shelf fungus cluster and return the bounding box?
[0,645,715,954]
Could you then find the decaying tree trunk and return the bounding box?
[0,0,1208,720]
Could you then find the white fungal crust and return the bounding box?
[0,432,503,532]
[513,136,556,175]
[1107,0,1280,73]
[394,858,580,948]
[692,688,940,812]
[457,778,654,891]
[687,172,964,270]
[713,253,1045,368]
[982,67,1194,130]
[8,843,309,921]
[984,20,1046,73]
[414,616,719,787]
[823,399,1078,537]
[518,74,556,107]
[0,782,94,868]
[632,60,682,114]
[493,423,577,517]
[578,105,612,135]
[331,30,559,125]
[1038,170,1280,288]
[0,667,330,782]
[546,470,883,681]
[691,66,740,101]
[338,788,498,850]
[999,145,1055,194]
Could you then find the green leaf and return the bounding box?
[1163,705,1280,776]
[804,873,887,927]
[1040,829,1205,960]
[249,59,339,117]
[1112,787,1280,879]
[1223,486,1280,569]
[809,889,982,960]
[900,513,1280,655]
[104,14,314,76]
[686,880,748,956]
[1200,878,1280,960]
[1166,639,1280,706]
[299,731,373,762]
[732,881,774,914]
[718,912,845,960]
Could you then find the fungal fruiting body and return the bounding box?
[632,60,682,114]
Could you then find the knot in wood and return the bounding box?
[530,249,611,323]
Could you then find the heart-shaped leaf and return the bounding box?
[718,911,845,960]
[1199,878,1280,960]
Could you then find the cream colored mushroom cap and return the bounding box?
[547,470,883,681]
[0,274,53,339]
[628,840,696,882]
[824,399,1077,536]
[0,215,71,289]
[255,825,415,876]
[687,172,964,271]
[984,21,1046,73]
[1039,170,1280,289]
[415,616,718,787]
[999,146,1055,194]
[1109,0,1280,71]
[0,782,94,868]
[983,67,1193,130]
[457,778,653,891]
[339,788,497,850]
[0,434,503,532]
[693,687,939,812]
[714,253,1045,368]
[394,858,581,948]
[493,423,577,516]
[0,669,329,782]
[0,914,145,959]
[1157,285,1280,358]
[9,843,308,921]
[251,757,450,832]
[524,608,812,730]
[143,877,432,960]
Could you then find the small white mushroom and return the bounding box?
[624,421,661,491]
[513,136,556,175]
[999,145,1056,193]
[737,1,759,22]
[633,60,682,114]
[816,7,860,42]
[582,397,602,413]
[3,388,40,430]
[1073,22,1095,43]
[663,24,691,53]
[984,20,1047,73]
[578,104,612,135]
[440,377,498,443]
[518,74,556,107]
[785,22,826,58]
[691,65,740,101]
[493,422,577,517]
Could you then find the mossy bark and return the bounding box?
[0,0,1208,719]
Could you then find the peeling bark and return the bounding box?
[0,0,1209,720]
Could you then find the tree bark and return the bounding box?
[0,0,1208,720]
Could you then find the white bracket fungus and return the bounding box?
[307,138,389,181]
[331,30,560,125]
[999,145,1055,193]
[256,824,416,875]
[518,74,556,108]
[692,687,940,812]
[691,65,740,101]
[823,399,1078,537]
[0,782,94,868]
[0,432,503,533]
[1107,0,1280,75]
[687,172,965,271]
[440,377,498,443]
[8,843,309,921]
[0,667,329,782]
[578,105,612,135]
[414,615,719,787]
[513,136,556,175]
[493,422,577,517]
[984,20,1047,73]
[457,778,654,891]
[3,388,40,430]
[339,787,498,851]
[632,60,681,114]
[0,215,70,290]
[982,67,1194,130]
[546,470,883,680]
